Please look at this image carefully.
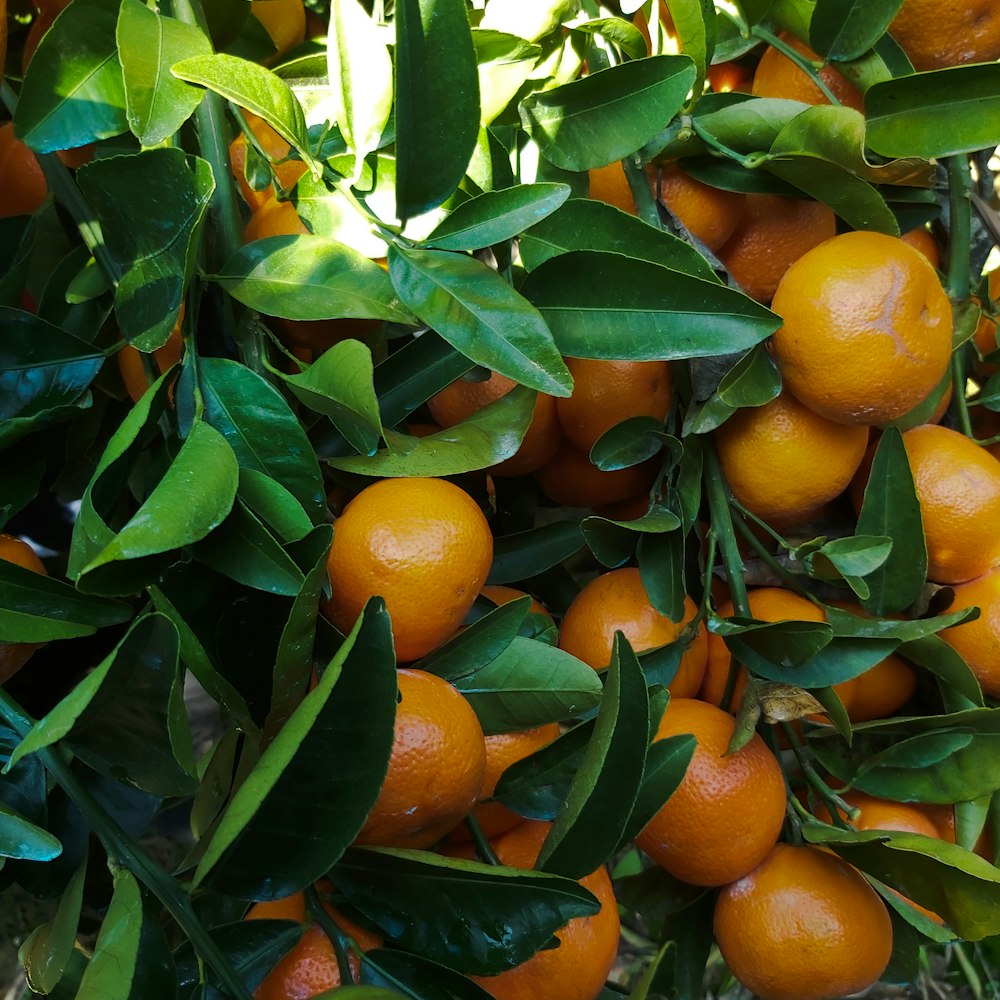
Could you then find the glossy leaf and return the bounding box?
[896,635,983,706]
[75,870,144,999]
[452,636,603,734]
[715,344,782,409]
[332,847,600,975]
[519,198,718,283]
[865,65,1000,159]
[809,0,903,61]
[362,949,495,1000]
[19,861,87,995]
[590,417,667,472]
[388,246,572,397]
[619,733,697,846]
[519,55,696,171]
[0,803,62,861]
[521,251,780,359]
[572,17,647,62]
[194,601,397,899]
[664,0,715,92]
[473,29,542,126]
[582,507,681,570]
[293,174,389,258]
[478,0,577,42]
[116,0,211,147]
[538,634,649,878]
[426,184,571,251]
[215,235,415,324]
[487,522,586,585]
[14,0,128,152]
[394,0,480,219]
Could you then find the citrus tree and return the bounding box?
[2,0,1000,997]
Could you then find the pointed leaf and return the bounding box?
[809,0,904,61]
[362,949,495,1000]
[19,861,87,994]
[487,522,585,586]
[0,803,62,861]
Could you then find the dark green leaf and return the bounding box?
[0,218,37,308]
[809,0,904,61]
[619,734,696,846]
[897,635,983,706]
[590,417,666,472]
[715,344,781,409]
[194,600,397,899]
[394,0,480,219]
[487,522,585,585]
[638,529,686,622]
[0,803,62,861]
[521,251,780,359]
[332,847,600,975]
[581,506,680,570]
[362,950,495,1000]
[388,246,572,396]
[19,861,87,994]
[519,56,697,171]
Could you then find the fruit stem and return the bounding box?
[703,442,749,617]
[946,156,975,438]
[0,688,255,1000]
[464,813,503,866]
[779,721,859,827]
[690,118,768,170]
[728,507,811,596]
[305,884,356,986]
[750,25,842,107]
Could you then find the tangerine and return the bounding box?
[750,32,864,112]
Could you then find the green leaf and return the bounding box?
[865,64,1000,159]
[394,0,480,219]
[520,198,718,282]
[856,428,926,615]
[238,468,314,544]
[805,825,1000,940]
[522,251,780,360]
[0,802,62,861]
[171,53,318,170]
[537,634,649,878]
[478,0,577,42]
[194,600,397,899]
[488,522,585,585]
[329,386,535,477]
[214,235,415,324]
[664,0,715,92]
[809,0,904,61]
[896,635,983,706]
[388,246,572,396]
[572,17,647,62]
[19,861,87,994]
[332,847,600,975]
[117,0,211,147]
[327,0,393,178]
[473,29,542,126]
[619,733,696,846]
[77,422,239,586]
[582,506,681,570]
[715,344,782,409]
[426,184,571,252]
[194,357,327,524]
[0,218,38,309]
[14,0,128,152]
[452,637,603,734]
[76,870,144,999]
[590,417,667,472]
[362,949,495,1000]
[268,341,382,457]
[519,55,697,171]
[293,174,389,258]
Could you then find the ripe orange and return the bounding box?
[558,567,708,696]
[355,668,486,849]
[229,112,307,212]
[939,566,1000,699]
[750,32,865,112]
[653,165,744,252]
[0,122,47,219]
[889,0,1000,71]
[636,698,786,886]
[0,534,48,685]
[714,391,869,525]
[451,723,561,841]
[919,804,995,862]
[470,821,619,1000]
[706,60,753,94]
[716,194,836,303]
[714,843,893,1000]
[901,226,941,270]
[321,477,493,662]
[534,443,658,509]
[901,424,1000,585]
[816,790,940,837]
[243,194,309,242]
[246,888,382,1000]
[251,0,306,63]
[554,358,672,454]
[700,589,859,715]
[587,161,637,216]
[972,268,999,370]
[427,372,562,477]
[770,232,954,426]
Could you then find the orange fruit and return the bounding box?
[587,161,637,216]
[770,231,954,426]
[0,122,47,219]
[700,589,859,715]
[243,193,309,242]
[940,565,1000,699]
[714,843,893,1000]
[889,0,1000,71]
[635,698,786,886]
[750,32,865,112]
[555,358,672,454]
[355,668,486,849]
[321,477,493,662]
[0,534,48,685]
[534,444,658,509]
[116,308,185,404]
[706,60,753,94]
[246,889,382,1000]
[816,790,940,837]
[251,0,306,62]
[901,424,1000,585]
[714,391,869,525]
[654,165,744,252]
[848,653,917,722]
[716,194,836,303]
[470,821,619,1000]
[427,372,562,477]
[901,226,941,270]
[451,723,561,841]
[558,567,708,696]
[972,268,999,370]
[229,112,307,212]
[920,804,995,862]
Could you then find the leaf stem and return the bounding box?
[305,885,356,986]
[778,721,858,827]
[0,688,254,1000]
[946,156,974,438]
[751,25,841,107]
[464,813,502,866]
[703,441,749,617]
[690,118,768,170]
